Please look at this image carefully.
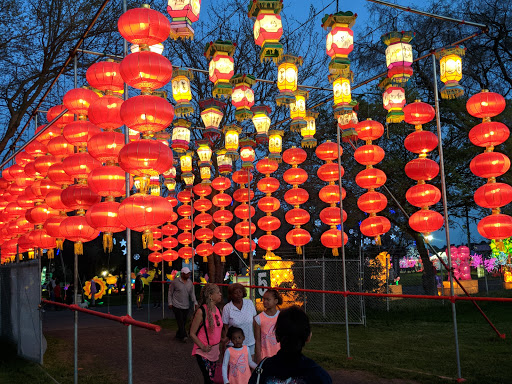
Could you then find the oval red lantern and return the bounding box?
[213,242,233,259]
[63,88,99,116]
[47,105,74,128]
[285,208,310,226]
[470,152,510,178]
[318,185,346,204]
[321,229,347,248]
[25,204,59,225]
[406,184,442,208]
[409,210,444,234]
[354,145,385,165]
[62,152,101,180]
[234,204,255,219]
[88,96,124,130]
[319,206,347,226]
[466,91,506,118]
[177,205,193,218]
[196,243,214,258]
[360,216,391,237]
[47,163,75,186]
[85,201,125,232]
[256,158,279,175]
[258,196,280,213]
[212,193,232,208]
[235,238,256,254]
[235,222,256,236]
[118,7,171,45]
[118,139,173,176]
[469,121,509,148]
[286,228,310,247]
[120,52,173,90]
[88,166,129,197]
[120,95,174,134]
[43,215,67,238]
[31,229,57,250]
[45,190,72,212]
[212,176,231,191]
[15,151,34,166]
[257,177,280,194]
[257,216,281,232]
[195,228,214,241]
[283,147,307,165]
[193,184,212,197]
[317,162,343,182]
[177,190,192,202]
[477,213,512,240]
[34,155,58,178]
[194,213,213,227]
[148,240,163,252]
[59,215,99,249]
[403,101,435,125]
[88,131,126,163]
[284,188,310,206]
[86,61,124,92]
[63,121,102,148]
[162,249,179,263]
[213,209,233,224]
[357,192,388,213]
[193,198,213,212]
[405,158,440,181]
[35,124,60,145]
[232,170,253,185]
[162,236,179,248]
[404,131,439,154]
[177,218,193,231]
[315,141,342,162]
[474,183,512,209]
[47,136,74,159]
[283,168,308,185]
[178,246,195,260]
[25,141,47,158]
[214,225,233,240]
[118,194,172,232]
[355,120,384,141]
[61,185,101,211]
[258,234,281,251]
[162,224,178,236]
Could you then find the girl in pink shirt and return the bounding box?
[254,289,282,363]
[190,283,223,384]
[222,326,257,384]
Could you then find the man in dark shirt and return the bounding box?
[249,306,332,384]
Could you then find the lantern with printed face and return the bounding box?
[205,40,236,98]
[251,105,271,144]
[435,46,465,99]
[289,90,309,132]
[379,77,406,123]
[172,68,194,116]
[230,74,256,121]
[223,124,242,160]
[248,0,283,62]
[321,11,357,75]
[167,0,201,40]
[382,31,415,83]
[199,98,226,144]
[276,55,302,106]
[268,130,284,163]
[171,119,191,153]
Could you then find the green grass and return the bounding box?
[303,289,512,383]
[0,337,119,384]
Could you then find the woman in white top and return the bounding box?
[222,283,257,356]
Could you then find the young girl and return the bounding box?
[254,289,282,362]
[222,327,257,384]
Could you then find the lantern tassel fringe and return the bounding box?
[375,236,382,246]
[296,246,302,255]
[74,241,83,256]
[203,256,208,263]
[243,252,248,259]
[56,239,63,250]
[47,249,54,259]
[142,231,154,249]
[332,248,339,256]
[103,233,113,253]
[221,256,226,263]
[497,240,505,252]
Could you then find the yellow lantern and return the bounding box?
[276,55,303,106]
[204,40,236,98]
[182,173,195,188]
[200,166,211,184]
[251,105,271,144]
[331,74,353,117]
[268,129,284,163]
[197,141,212,165]
[301,111,318,148]
[216,149,233,175]
[149,175,161,196]
[172,68,194,117]
[164,177,176,193]
[171,119,191,153]
[223,124,242,160]
[199,98,226,143]
[435,46,465,99]
[289,90,309,132]
[180,152,193,173]
[248,0,284,63]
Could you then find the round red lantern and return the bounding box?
[466,91,506,119]
[63,88,99,116]
[118,6,171,45]
[405,158,440,181]
[88,96,124,130]
[469,122,509,148]
[120,95,174,134]
[357,192,388,213]
[470,152,510,178]
[118,139,173,177]
[120,51,173,91]
[477,214,512,240]
[86,201,125,252]
[406,184,442,208]
[46,105,74,128]
[47,136,74,159]
[59,215,100,255]
[86,61,124,92]
[403,101,435,125]
[474,183,512,209]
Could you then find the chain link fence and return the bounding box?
[251,247,365,325]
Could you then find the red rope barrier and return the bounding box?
[41,300,161,332]
[154,280,512,303]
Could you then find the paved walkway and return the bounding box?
[43,304,419,384]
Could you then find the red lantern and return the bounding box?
[118,6,171,45]
[88,96,124,130]
[360,216,391,238]
[61,185,101,211]
[45,190,72,212]
[48,163,74,185]
[86,61,124,92]
[62,152,101,180]
[86,201,125,252]
[403,101,435,125]
[354,145,385,165]
[406,184,442,208]
[87,131,125,163]
[120,95,174,134]
[284,188,309,205]
[59,215,99,255]
[470,152,510,178]
[63,121,102,148]
[404,131,439,155]
[120,52,172,91]
[118,139,174,177]
[321,229,347,249]
[409,210,444,234]
[469,122,509,148]
[47,136,74,159]
[317,162,343,182]
[474,183,512,209]
[357,192,388,213]
[46,105,74,128]
[405,158,440,181]
[63,88,99,116]
[477,214,512,240]
[466,91,506,119]
[25,141,47,158]
[213,241,233,262]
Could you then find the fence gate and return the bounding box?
[252,247,365,325]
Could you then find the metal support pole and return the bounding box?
[73,53,79,384]
[122,1,133,382]
[322,254,326,318]
[247,169,254,301]
[386,256,390,312]
[16,244,20,356]
[336,121,350,358]
[432,53,463,381]
[38,249,43,364]
[147,258,150,323]
[302,245,306,313]
[190,193,196,285]
[161,259,165,319]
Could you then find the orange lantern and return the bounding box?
[256,157,280,256]
[176,190,195,262]
[467,90,512,243]
[193,183,213,263]
[283,147,310,253]
[233,168,256,259]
